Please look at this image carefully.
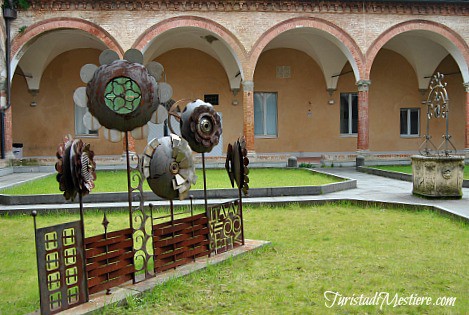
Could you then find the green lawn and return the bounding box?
[372,165,469,179]
[0,168,341,195]
[0,204,467,314]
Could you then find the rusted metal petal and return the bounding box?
[80,64,98,84]
[146,61,164,81]
[74,87,88,108]
[99,49,119,65]
[123,49,144,64]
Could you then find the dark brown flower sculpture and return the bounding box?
[56,135,96,201]
[225,137,249,196]
[86,59,159,132]
[180,99,222,153]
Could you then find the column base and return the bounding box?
[356,150,370,168]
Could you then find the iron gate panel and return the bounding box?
[208,200,244,254]
[35,221,87,315]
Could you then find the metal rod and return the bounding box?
[31,211,42,307]
[1,112,5,159]
[125,132,133,231]
[190,195,196,262]
[170,199,176,269]
[238,187,245,246]
[79,194,90,301]
[102,211,111,295]
[424,71,460,79]
[202,152,208,213]
[125,132,137,284]
[331,70,353,78]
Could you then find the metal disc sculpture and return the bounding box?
[179,99,222,153]
[166,99,222,210]
[142,134,197,201]
[55,135,96,201]
[74,49,170,141]
[225,137,250,196]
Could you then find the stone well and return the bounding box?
[411,155,464,198]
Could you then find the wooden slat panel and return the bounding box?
[153,214,207,231]
[153,233,190,247]
[155,236,209,256]
[157,224,209,239]
[152,213,211,274]
[86,248,127,264]
[88,273,133,295]
[154,222,192,236]
[158,244,210,261]
[154,244,209,268]
[156,257,192,271]
[87,264,135,288]
[86,250,134,271]
[87,258,134,278]
[85,228,133,245]
[85,239,133,257]
[85,234,130,249]
[154,233,208,252]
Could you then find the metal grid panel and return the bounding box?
[35,221,87,315]
[208,200,244,255]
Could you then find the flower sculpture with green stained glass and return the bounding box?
[104,77,142,114]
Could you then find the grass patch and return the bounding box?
[371,165,469,179]
[0,168,340,195]
[0,204,467,314]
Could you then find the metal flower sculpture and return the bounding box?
[225,137,249,196]
[142,134,197,200]
[179,99,222,153]
[86,54,158,131]
[74,49,172,141]
[55,135,96,201]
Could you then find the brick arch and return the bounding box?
[365,19,469,81]
[132,15,247,74]
[11,17,124,59]
[247,17,365,81]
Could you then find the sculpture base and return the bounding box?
[411,155,464,198]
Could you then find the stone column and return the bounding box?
[464,82,469,157]
[242,80,255,153]
[0,87,14,159]
[357,80,371,153]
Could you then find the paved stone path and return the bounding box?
[1,168,468,219]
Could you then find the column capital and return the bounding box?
[242,80,254,92]
[357,80,371,92]
[463,82,469,92]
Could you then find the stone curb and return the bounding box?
[0,170,356,206]
[356,166,469,188]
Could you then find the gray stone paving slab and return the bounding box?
[0,172,53,190]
